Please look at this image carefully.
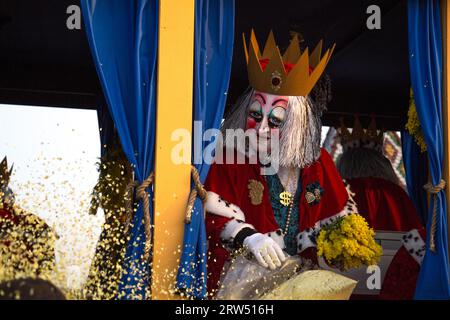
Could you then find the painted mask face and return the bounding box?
[247,91,288,131]
[246,90,288,155]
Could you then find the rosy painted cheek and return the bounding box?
[246,117,257,130]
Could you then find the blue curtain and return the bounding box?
[408,0,450,299]
[175,0,235,299]
[81,0,159,299]
[96,98,115,157]
[401,131,428,225]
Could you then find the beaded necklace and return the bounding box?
[278,167,297,235]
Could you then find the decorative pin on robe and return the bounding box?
[248,179,264,205]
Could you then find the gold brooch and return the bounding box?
[305,182,324,206]
[305,192,316,204]
[248,179,264,205]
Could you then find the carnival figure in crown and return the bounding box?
[203,30,365,296]
[337,116,426,299]
[0,157,56,281]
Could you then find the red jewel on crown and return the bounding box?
[271,71,282,91]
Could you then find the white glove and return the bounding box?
[243,233,286,270]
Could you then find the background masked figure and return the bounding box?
[336,117,425,299]
[0,157,56,282]
[204,31,358,296]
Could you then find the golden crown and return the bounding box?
[339,116,384,152]
[243,30,335,96]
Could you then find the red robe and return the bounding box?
[346,177,425,300]
[0,203,19,247]
[0,205,17,223]
[347,177,424,231]
[0,202,56,279]
[205,148,352,295]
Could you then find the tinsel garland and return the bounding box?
[405,89,427,153]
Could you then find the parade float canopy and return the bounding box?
[0,0,408,130]
[0,0,101,109]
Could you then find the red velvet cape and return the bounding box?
[346,177,425,300]
[204,149,349,294]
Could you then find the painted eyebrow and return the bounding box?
[253,93,266,104]
[272,98,288,106]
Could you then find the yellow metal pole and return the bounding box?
[441,0,450,262]
[152,0,195,299]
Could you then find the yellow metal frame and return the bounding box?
[152,0,195,300]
